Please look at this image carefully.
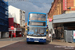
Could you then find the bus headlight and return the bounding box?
[27,36,30,39]
[27,36,29,38]
[42,37,46,39]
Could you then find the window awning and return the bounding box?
[53,13,75,23]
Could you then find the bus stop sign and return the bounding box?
[11,26,14,30]
[49,18,52,22]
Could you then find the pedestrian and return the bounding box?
[48,33,52,41]
[48,33,51,38]
[23,34,24,37]
[52,29,55,39]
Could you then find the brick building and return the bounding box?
[48,0,75,19]
[48,0,75,39]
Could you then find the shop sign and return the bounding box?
[9,28,16,31]
[16,28,22,31]
[63,0,67,10]
[73,31,75,39]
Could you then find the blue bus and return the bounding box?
[27,12,47,43]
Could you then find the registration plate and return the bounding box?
[34,41,39,42]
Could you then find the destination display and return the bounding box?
[29,22,46,26]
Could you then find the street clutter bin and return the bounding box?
[64,30,75,43]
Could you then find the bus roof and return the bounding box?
[29,12,46,15]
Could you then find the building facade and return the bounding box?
[48,0,75,19]
[0,0,9,38]
[20,10,25,27]
[48,0,75,39]
[8,5,25,37]
[20,10,25,36]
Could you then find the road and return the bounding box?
[0,41,75,50]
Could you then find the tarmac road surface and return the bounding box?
[0,41,75,50]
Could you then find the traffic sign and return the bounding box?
[49,18,52,22]
[11,26,14,30]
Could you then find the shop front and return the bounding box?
[53,13,75,42]
[9,28,22,38]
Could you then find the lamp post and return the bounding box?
[49,18,53,42]
[10,26,14,41]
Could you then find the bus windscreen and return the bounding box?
[28,27,46,36]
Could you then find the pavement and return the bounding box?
[0,37,25,41]
[50,41,75,47]
[46,33,75,47]
[0,37,25,48]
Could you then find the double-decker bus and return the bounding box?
[27,12,47,43]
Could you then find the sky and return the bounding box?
[8,0,53,22]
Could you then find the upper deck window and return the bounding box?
[29,14,46,21]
